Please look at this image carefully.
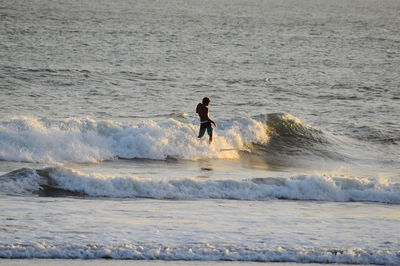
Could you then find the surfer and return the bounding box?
[196,97,216,144]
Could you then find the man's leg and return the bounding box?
[207,126,213,144]
[198,126,206,139]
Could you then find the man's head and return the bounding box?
[202,97,210,105]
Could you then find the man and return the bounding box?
[196,97,216,144]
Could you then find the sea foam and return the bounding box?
[0,116,269,163]
[0,243,398,264]
[1,167,399,204]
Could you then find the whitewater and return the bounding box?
[0,115,270,162]
[1,0,400,264]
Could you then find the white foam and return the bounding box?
[3,167,399,204]
[0,168,44,194]
[0,116,269,163]
[0,243,398,264]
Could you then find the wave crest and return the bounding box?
[264,113,325,142]
[1,167,399,204]
[0,243,398,264]
[0,116,269,163]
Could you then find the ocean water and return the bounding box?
[1,0,400,264]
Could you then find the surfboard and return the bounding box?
[219,148,250,152]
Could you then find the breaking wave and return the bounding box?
[1,167,399,204]
[0,243,398,264]
[0,114,336,163]
[0,116,269,163]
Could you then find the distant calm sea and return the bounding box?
[1,0,399,264]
